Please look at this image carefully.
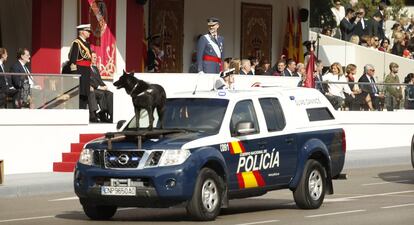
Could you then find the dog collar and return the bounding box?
[130,83,139,95]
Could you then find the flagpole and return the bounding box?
[316,32,321,60]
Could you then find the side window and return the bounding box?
[230,100,259,136]
[306,107,335,121]
[259,98,286,132]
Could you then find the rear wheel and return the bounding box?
[293,159,326,209]
[186,168,222,221]
[411,135,414,168]
[82,202,117,220]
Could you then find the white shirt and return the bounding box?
[323,73,352,99]
[331,6,345,27]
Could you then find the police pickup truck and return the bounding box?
[74,87,346,221]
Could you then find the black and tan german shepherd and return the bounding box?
[113,71,166,130]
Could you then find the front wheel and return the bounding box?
[411,135,414,168]
[186,168,222,221]
[82,203,117,220]
[293,159,326,209]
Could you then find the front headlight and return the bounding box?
[157,149,191,167]
[79,148,94,165]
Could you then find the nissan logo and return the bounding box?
[117,154,129,165]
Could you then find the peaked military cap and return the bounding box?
[207,17,220,26]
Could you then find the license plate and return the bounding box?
[101,186,136,196]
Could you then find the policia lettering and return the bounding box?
[237,149,279,173]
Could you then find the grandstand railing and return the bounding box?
[0,73,80,109]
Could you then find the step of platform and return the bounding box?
[62,152,81,162]
[53,162,76,172]
[71,143,85,153]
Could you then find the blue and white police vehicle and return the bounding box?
[74,87,346,221]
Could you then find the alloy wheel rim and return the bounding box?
[201,178,218,212]
[308,169,323,201]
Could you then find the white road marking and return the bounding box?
[381,203,414,209]
[362,180,410,186]
[0,215,54,223]
[346,190,414,199]
[305,209,366,218]
[49,196,78,202]
[324,198,355,202]
[234,219,280,225]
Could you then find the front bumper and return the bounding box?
[74,158,198,207]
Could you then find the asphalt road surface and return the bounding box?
[0,148,413,225]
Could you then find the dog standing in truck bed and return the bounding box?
[113,71,166,130]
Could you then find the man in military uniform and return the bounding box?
[197,17,224,74]
[68,24,92,110]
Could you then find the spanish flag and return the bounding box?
[296,8,304,63]
[288,7,295,61]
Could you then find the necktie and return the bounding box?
[1,64,7,86]
[370,77,378,93]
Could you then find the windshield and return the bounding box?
[125,98,229,134]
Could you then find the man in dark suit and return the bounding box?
[354,7,369,38]
[10,48,33,108]
[68,24,92,110]
[197,17,224,74]
[281,59,298,76]
[90,52,113,123]
[358,64,384,110]
[340,8,360,41]
[0,48,18,108]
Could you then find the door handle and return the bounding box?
[285,138,294,144]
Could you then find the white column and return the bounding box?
[61,0,78,69]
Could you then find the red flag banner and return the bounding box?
[304,51,316,88]
[81,0,116,80]
[296,8,304,63]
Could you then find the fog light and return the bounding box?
[165,178,176,189]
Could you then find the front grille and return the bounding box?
[103,150,144,169]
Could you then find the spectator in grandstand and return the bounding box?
[391,32,405,56]
[323,62,354,110]
[254,66,266,76]
[90,51,113,122]
[370,36,380,50]
[349,35,360,44]
[295,63,306,78]
[321,25,333,37]
[358,64,384,111]
[406,17,414,33]
[367,12,383,40]
[376,2,387,40]
[345,64,373,111]
[360,35,371,47]
[387,23,402,48]
[331,0,346,29]
[259,59,271,75]
[404,73,414,109]
[384,62,403,111]
[240,59,252,75]
[268,60,286,76]
[378,38,391,52]
[222,57,233,72]
[340,8,359,41]
[229,58,241,74]
[248,56,259,75]
[314,60,326,93]
[281,59,297,76]
[10,48,36,108]
[0,48,18,108]
[354,7,369,38]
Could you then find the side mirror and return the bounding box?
[236,121,255,136]
[116,120,127,130]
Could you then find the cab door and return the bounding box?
[258,97,297,185]
[226,99,267,191]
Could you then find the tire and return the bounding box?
[411,135,414,168]
[293,159,326,209]
[82,203,117,220]
[186,168,222,221]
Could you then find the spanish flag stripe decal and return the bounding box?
[236,173,245,189]
[229,142,235,155]
[253,170,266,187]
[230,141,242,154]
[238,141,246,153]
[241,171,259,188]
